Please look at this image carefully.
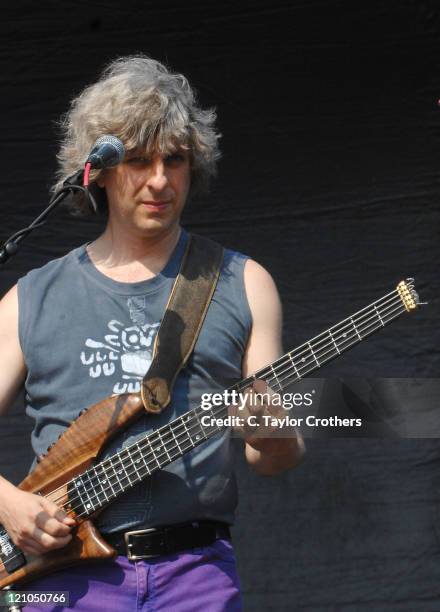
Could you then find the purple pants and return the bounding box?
[22,539,242,611]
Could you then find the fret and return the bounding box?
[193,410,213,444]
[82,471,98,513]
[116,453,132,488]
[169,420,184,456]
[269,364,282,390]
[74,474,95,513]
[100,463,118,499]
[146,434,162,469]
[337,327,350,343]
[200,406,220,437]
[328,329,340,354]
[351,317,362,341]
[193,412,207,444]
[374,304,385,327]
[170,430,184,460]
[73,477,87,511]
[177,432,196,454]
[135,441,151,475]
[84,471,97,510]
[84,472,97,511]
[106,460,124,494]
[181,414,196,448]
[162,427,182,462]
[126,447,143,484]
[156,430,173,463]
[308,342,320,367]
[288,353,301,380]
[94,465,113,504]
[90,465,108,506]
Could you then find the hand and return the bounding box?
[228,379,298,453]
[0,484,76,556]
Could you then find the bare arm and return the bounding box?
[0,285,75,554]
[241,260,305,475]
[0,285,27,416]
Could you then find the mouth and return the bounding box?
[141,201,171,212]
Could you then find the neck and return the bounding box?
[87,224,182,278]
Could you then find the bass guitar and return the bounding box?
[0,278,422,589]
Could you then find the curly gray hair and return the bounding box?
[54,55,221,215]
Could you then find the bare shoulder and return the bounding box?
[0,285,26,415]
[243,258,277,287]
[243,259,282,322]
[242,259,283,375]
[0,284,19,319]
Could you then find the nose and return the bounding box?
[146,157,169,192]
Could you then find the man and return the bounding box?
[0,55,304,610]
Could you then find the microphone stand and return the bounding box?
[0,170,96,265]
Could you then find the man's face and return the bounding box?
[98,147,191,239]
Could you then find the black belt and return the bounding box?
[104,520,231,560]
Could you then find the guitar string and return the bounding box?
[232,290,403,393]
[1,299,408,568]
[47,293,406,513]
[269,302,406,392]
[252,292,403,386]
[261,288,401,374]
[47,295,407,516]
[0,288,413,570]
[257,293,406,388]
[43,287,407,506]
[61,300,407,520]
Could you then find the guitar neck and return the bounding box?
[66,279,420,519]
[245,278,419,393]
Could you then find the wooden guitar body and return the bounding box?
[0,520,114,589]
[0,392,145,588]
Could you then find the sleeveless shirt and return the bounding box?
[17,229,252,532]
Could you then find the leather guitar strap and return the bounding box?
[141,232,224,414]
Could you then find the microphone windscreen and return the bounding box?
[87,135,125,168]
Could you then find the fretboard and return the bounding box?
[66,279,419,519]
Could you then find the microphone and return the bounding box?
[86,135,125,169]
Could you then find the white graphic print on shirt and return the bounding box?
[80,297,160,394]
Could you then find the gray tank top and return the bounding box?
[17,229,251,532]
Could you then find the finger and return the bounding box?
[54,507,76,525]
[252,379,268,395]
[253,379,278,405]
[19,534,49,556]
[40,496,75,525]
[31,526,72,550]
[228,386,252,416]
[35,514,72,536]
[227,401,238,418]
[245,390,265,417]
[43,532,73,550]
[17,533,47,555]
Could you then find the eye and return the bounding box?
[165,152,186,165]
[126,156,151,165]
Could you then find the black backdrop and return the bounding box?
[1,2,439,610]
